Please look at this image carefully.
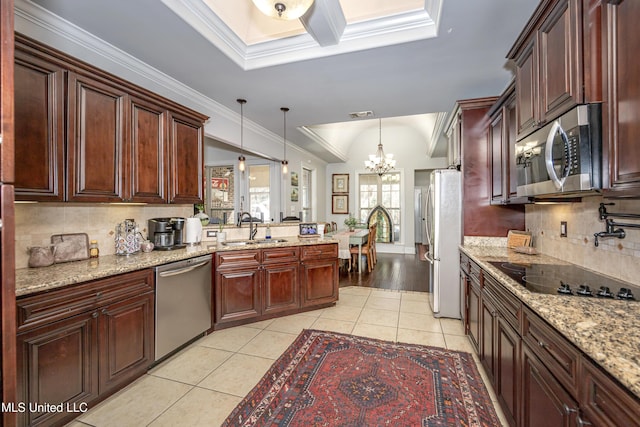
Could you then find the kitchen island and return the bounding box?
[460,245,640,426]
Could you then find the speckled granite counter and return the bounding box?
[16,236,337,297]
[460,245,640,400]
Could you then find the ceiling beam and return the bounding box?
[300,0,346,46]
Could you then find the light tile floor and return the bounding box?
[68,287,508,426]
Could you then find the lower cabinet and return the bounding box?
[461,257,640,427]
[214,243,338,329]
[16,270,154,427]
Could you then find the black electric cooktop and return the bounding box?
[488,261,638,300]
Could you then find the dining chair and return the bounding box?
[349,225,377,273]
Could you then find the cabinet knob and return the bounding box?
[563,404,577,415]
[577,415,592,426]
[538,340,546,348]
[96,291,102,298]
[101,308,107,315]
[92,311,99,318]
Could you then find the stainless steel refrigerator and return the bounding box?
[425,169,462,319]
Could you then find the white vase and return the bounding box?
[217,231,226,243]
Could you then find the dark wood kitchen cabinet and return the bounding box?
[13,34,207,204]
[599,0,640,196]
[129,96,168,203]
[67,71,128,202]
[14,49,65,201]
[214,250,262,326]
[300,244,338,308]
[489,83,527,205]
[262,247,300,315]
[16,269,154,427]
[454,98,524,237]
[508,0,583,139]
[465,260,481,354]
[168,112,204,204]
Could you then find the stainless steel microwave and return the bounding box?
[515,104,602,198]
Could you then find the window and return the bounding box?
[358,172,401,242]
[248,164,270,222]
[301,168,312,221]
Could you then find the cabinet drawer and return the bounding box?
[460,252,470,274]
[300,243,338,260]
[523,307,579,397]
[262,246,300,265]
[470,260,481,284]
[215,250,261,270]
[483,273,521,332]
[580,358,640,427]
[17,269,154,332]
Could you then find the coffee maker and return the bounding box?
[148,218,186,250]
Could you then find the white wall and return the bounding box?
[326,123,447,254]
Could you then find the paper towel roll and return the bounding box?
[184,217,202,245]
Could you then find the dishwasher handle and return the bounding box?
[158,260,210,278]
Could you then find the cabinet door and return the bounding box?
[603,0,640,195]
[168,112,203,204]
[67,72,128,202]
[495,316,520,427]
[300,258,338,307]
[129,96,168,203]
[522,344,578,427]
[14,50,65,201]
[515,38,538,138]
[480,292,497,383]
[538,0,582,124]
[98,292,154,394]
[490,113,505,204]
[467,278,481,354]
[17,312,99,427]
[263,262,299,315]
[215,268,261,325]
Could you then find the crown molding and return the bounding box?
[14,0,325,164]
[162,0,442,70]
[298,126,349,162]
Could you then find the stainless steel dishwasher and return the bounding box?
[154,254,212,361]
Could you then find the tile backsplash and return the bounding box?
[525,195,640,283]
[15,203,193,269]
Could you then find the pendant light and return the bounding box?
[281,107,289,175]
[237,99,247,173]
[364,118,396,176]
[251,0,314,20]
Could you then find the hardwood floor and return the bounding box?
[339,247,430,292]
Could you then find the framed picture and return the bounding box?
[291,171,299,187]
[332,173,349,194]
[291,187,299,202]
[332,194,348,214]
[299,223,318,236]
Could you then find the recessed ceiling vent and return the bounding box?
[349,110,374,119]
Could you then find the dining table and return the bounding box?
[327,229,369,273]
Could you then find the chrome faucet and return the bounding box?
[238,212,258,240]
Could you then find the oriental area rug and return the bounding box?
[222,329,500,427]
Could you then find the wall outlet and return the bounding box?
[560,221,567,237]
[206,230,217,238]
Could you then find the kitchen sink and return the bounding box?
[221,239,288,247]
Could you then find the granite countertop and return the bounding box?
[16,236,337,297]
[460,245,640,400]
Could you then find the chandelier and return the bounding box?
[364,118,396,176]
[251,0,314,20]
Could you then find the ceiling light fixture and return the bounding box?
[237,98,247,173]
[251,0,314,20]
[281,107,289,175]
[364,118,396,176]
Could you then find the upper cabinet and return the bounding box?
[508,0,583,139]
[445,107,462,169]
[14,34,207,204]
[599,0,640,197]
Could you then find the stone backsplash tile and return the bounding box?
[525,195,640,283]
[16,204,193,269]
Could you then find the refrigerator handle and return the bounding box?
[424,253,435,264]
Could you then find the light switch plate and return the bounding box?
[560,221,567,237]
